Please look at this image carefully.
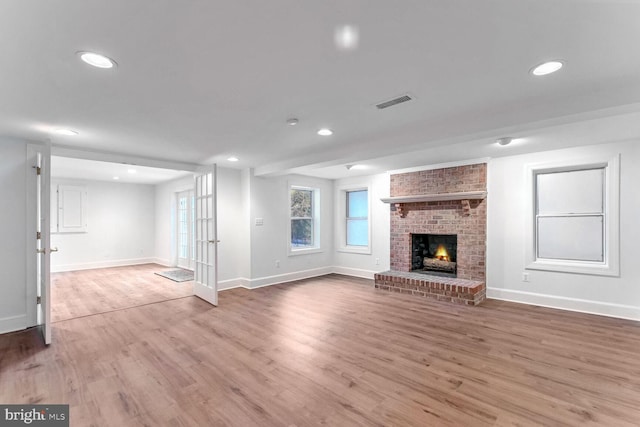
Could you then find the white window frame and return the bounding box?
[336,184,371,254]
[288,184,321,256]
[525,154,620,276]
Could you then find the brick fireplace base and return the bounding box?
[374,271,486,306]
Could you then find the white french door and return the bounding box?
[193,165,218,306]
[27,143,52,345]
[176,190,195,270]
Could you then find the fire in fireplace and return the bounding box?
[411,234,457,277]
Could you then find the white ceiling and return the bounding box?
[51,156,191,184]
[2,1,640,178]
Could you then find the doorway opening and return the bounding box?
[44,155,218,325]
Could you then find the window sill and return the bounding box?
[288,247,323,257]
[526,259,619,277]
[336,246,371,255]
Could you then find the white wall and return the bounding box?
[156,170,338,290]
[333,173,391,278]
[153,168,248,288]
[487,140,640,320]
[216,168,248,285]
[0,139,29,333]
[247,173,334,287]
[238,169,252,283]
[51,179,156,272]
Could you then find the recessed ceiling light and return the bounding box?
[346,164,367,170]
[496,137,513,146]
[113,176,120,180]
[318,128,333,136]
[286,118,299,126]
[127,169,137,174]
[531,60,563,76]
[334,25,359,51]
[53,128,78,136]
[227,156,239,162]
[78,51,117,69]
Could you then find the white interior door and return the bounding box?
[193,165,218,305]
[177,190,194,270]
[28,144,52,344]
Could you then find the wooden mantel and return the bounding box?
[380,191,487,204]
[380,191,487,217]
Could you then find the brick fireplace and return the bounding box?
[375,163,487,305]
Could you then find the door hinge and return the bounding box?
[37,296,41,305]
[36,231,41,240]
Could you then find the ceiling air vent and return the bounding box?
[375,94,413,110]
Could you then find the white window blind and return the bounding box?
[536,168,604,262]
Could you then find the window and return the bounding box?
[346,190,368,246]
[536,168,604,262]
[290,186,320,252]
[526,155,619,276]
[336,184,371,254]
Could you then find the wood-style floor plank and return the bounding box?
[51,264,193,322]
[1,268,640,426]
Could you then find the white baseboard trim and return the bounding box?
[218,278,250,291]
[51,257,157,273]
[218,266,378,293]
[487,288,640,321]
[152,258,174,267]
[0,314,27,334]
[331,266,377,279]
[246,267,334,289]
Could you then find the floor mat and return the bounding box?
[155,269,194,282]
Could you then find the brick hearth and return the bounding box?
[374,271,486,306]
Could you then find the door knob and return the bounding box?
[37,247,59,254]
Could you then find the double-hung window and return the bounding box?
[536,168,604,262]
[526,155,619,276]
[336,185,371,253]
[346,190,368,247]
[290,186,320,252]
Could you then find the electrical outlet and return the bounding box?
[522,272,530,282]
[275,260,280,268]
[375,258,380,265]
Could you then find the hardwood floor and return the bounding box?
[2,270,640,426]
[51,264,193,322]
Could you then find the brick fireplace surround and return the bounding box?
[375,163,487,305]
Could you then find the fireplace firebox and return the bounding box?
[411,234,457,277]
